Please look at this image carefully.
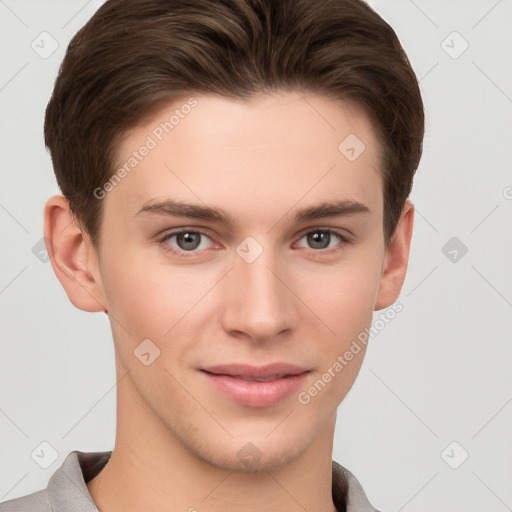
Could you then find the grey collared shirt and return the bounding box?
[0,451,381,512]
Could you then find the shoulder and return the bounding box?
[0,450,108,512]
[333,460,383,512]
[0,489,51,512]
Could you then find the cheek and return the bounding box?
[295,264,378,408]
[99,247,205,350]
[101,230,383,362]
[298,254,382,344]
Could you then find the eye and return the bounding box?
[158,227,352,258]
[159,229,215,257]
[295,229,351,253]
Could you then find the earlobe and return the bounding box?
[43,195,107,313]
[374,200,414,311]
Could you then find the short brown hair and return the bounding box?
[44,0,424,251]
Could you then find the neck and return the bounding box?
[87,364,339,512]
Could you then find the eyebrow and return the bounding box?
[133,198,370,229]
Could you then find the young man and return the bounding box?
[1,0,423,511]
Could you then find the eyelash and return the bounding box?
[157,227,353,258]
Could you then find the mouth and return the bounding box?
[201,362,310,378]
[199,363,310,407]
[222,374,290,382]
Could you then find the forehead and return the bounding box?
[105,92,383,227]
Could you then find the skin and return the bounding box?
[44,91,413,512]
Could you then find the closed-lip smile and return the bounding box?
[200,363,310,407]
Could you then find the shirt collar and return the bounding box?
[46,451,379,512]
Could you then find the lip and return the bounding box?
[200,363,310,407]
[202,363,309,379]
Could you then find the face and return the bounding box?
[81,92,395,471]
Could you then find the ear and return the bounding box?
[43,195,107,312]
[374,200,414,311]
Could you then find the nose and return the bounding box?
[220,240,299,343]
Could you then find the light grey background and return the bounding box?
[1,0,511,510]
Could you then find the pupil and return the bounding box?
[309,231,329,249]
[175,231,331,251]
[179,232,199,250]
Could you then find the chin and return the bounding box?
[204,443,305,473]
[183,422,317,473]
